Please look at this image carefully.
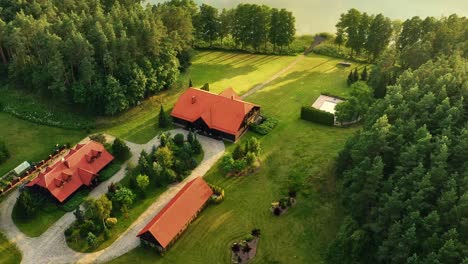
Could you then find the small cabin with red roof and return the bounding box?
[27,141,114,203]
[137,177,213,252]
[170,87,260,142]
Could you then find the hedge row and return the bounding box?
[300,106,335,126]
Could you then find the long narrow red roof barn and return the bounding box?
[137,177,213,249]
[27,141,114,202]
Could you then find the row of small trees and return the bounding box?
[194,3,296,53]
[347,66,368,86]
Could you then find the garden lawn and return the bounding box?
[12,188,90,237]
[98,51,296,143]
[108,54,360,263]
[0,112,85,177]
[0,232,21,264]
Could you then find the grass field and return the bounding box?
[98,51,296,144]
[0,232,21,264]
[108,53,359,263]
[0,113,85,176]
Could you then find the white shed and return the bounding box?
[13,161,30,176]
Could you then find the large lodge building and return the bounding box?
[171,87,260,142]
[27,141,114,203]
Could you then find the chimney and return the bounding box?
[191,96,196,104]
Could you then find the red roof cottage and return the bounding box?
[137,177,213,251]
[27,141,114,203]
[171,87,260,141]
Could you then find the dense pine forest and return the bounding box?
[0,0,296,116]
[327,10,468,264]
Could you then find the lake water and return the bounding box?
[147,0,468,34]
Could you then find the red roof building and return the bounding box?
[137,177,213,251]
[27,141,114,203]
[171,87,260,141]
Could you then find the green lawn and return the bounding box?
[12,188,91,237]
[0,113,85,176]
[0,232,21,264]
[108,53,359,263]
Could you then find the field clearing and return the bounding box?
[109,53,359,263]
[0,113,85,176]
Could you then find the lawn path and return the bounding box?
[241,54,305,99]
[0,129,225,264]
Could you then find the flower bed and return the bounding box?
[231,229,261,264]
[271,191,297,216]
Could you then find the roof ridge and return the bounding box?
[137,177,201,236]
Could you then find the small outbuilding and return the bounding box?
[13,161,31,176]
[312,95,345,115]
[137,177,213,252]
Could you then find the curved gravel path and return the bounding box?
[0,129,225,264]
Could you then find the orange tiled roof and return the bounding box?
[27,141,114,202]
[171,88,258,135]
[137,177,213,249]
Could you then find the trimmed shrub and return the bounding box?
[105,217,118,227]
[250,116,278,135]
[300,106,334,126]
[173,133,185,147]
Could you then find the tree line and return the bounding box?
[193,3,296,53]
[327,9,468,264]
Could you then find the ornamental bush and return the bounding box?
[300,106,335,126]
[112,138,131,161]
[250,116,278,135]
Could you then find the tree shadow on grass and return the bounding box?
[190,63,257,86]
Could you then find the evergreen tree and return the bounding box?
[158,105,171,128]
[353,68,359,83]
[201,83,210,91]
[347,71,354,86]
[360,66,368,81]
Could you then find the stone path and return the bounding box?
[0,129,225,264]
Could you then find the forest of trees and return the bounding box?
[0,0,296,116]
[328,9,468,264]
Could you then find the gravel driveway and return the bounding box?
[0,129,225,264]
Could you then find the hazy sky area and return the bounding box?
[147,0,468,34]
